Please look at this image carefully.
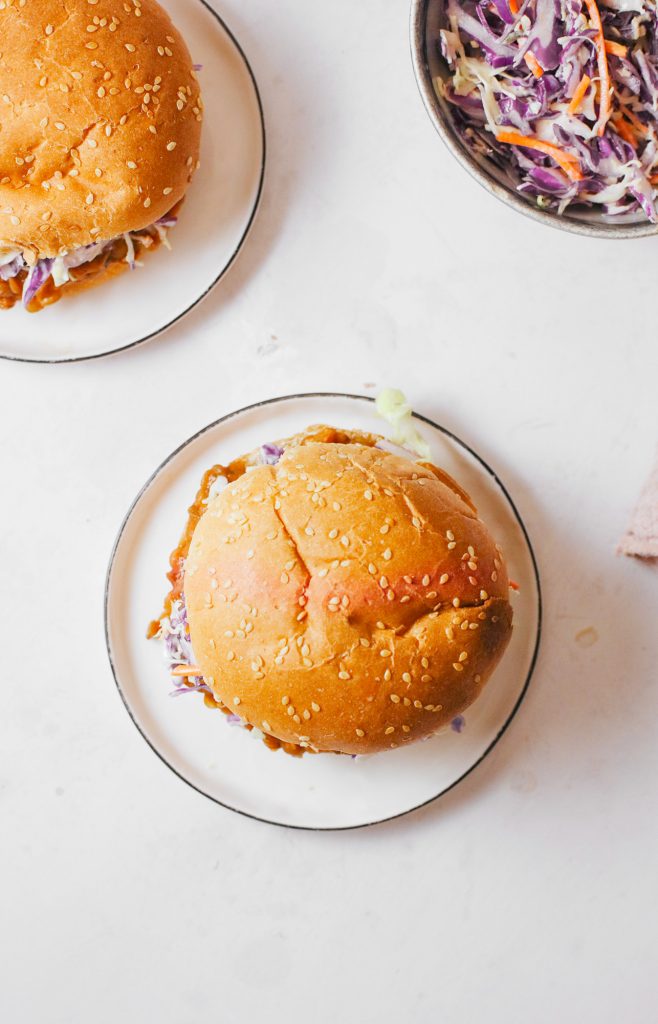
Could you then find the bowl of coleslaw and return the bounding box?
[411,0,658,237]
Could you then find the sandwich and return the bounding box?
[0,0,202,313]
[149,424,514,756]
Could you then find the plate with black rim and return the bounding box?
[105,393,541,830]
[0,0,265,363]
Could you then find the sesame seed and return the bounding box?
[364,489,373,501]
[303,710,311,721]
[468,576,477,586]
[480,590,489,600]
[379,576,389,589]
[355,729,365,738]
[338,671,350,680]
[233,697,240,706]
[166,140,176,151]
[459,652,468,662]
[402,672,411,684]
[390,694,400,703]
[452,663,464,672]
[421,674,431,683]
[227,651,235,661]
[385,726,395,735]
[94,168,102,177]
[439,574,449,584]
[163,187,173,195]
[125,42,136,51]
[380,524,390,535]
[85,192,94,204]
[143,197,151,208]
[446,530,455,541]
[45,24,53,35]
[414,700,422,708]
[453,598,461,608]
[380,650,392,658]
[262,721,271,732]
[422,574,430,587]
[54,122,65,131]
[402,725,411,733]
[287,706,294,716]
[383,548,392,561]
[311,702,320,713]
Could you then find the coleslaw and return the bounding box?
[436,0,658,220]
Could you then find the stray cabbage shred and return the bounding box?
[437,0,658,220]
[376,388,431,459]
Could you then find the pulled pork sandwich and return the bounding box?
[149,425,514,757]
[0,0,202,312]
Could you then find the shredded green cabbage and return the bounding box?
[375,389,431,460]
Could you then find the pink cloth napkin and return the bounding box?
[619,450,658,559]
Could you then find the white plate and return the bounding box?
[0,0,265,363]
[105,394,541,830]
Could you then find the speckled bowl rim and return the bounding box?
[410,0,658,239]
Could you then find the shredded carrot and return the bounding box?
[649,173,658,185]
[496,129,584,181]
[509,580,520,591]
[604,39,628,59]
[583,0,612,136]
[613,117,638,147]
[605,38,626,58]
[622,106,646,134]
[509,0,520,13]
[567,74,591,116]
[524,52,544,78]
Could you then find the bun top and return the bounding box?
[0,0,202,258]
[184,434,514,755]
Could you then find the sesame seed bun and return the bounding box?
[0,0,202,258]
[183,430,513,755]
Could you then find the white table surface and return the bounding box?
[2,1,658,1020]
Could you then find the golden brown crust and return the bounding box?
[183,433,514,755]
[0,0,202,258]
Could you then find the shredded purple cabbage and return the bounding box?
[0,256,24,281]
[23,260,53,308]
[259,442,285,465]
[437,0,658,221]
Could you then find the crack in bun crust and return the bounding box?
[183,430,514,756]
[0,0,202,258]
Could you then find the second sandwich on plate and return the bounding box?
[149,424,514,756]
[0,0,202,312]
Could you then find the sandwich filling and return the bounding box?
[0,210,178,313]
